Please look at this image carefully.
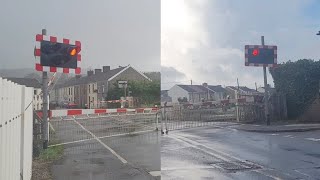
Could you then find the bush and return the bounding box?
[270,59,320,119]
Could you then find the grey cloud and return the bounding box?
[0,0,160,72]
[161,66,188,90]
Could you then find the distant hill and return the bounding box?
[0,68,73,84]
[0,68,37,78]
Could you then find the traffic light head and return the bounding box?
[40,40,81,69]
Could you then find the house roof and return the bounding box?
[177,85,208,93]
[4,77,41,88]
[227,86,257,92]
[207,85,226,93]
[62,66,126,88]
[54,65,151,89]
[108,65,152,81]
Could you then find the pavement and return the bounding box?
[161,123,320,180]
[50,116,160,180]
[234,123,320,133]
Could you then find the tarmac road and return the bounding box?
[50,116,161,180]
[161,123,320,180]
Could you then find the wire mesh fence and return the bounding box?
[48,113,159,146]
[160,106,236,133]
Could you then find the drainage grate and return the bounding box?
[211,161,261,172]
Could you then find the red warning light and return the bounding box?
[252,49,259,56]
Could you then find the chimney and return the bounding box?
[87,70,94,76]
[202,83,208,87]
[75,75,82,79]
[94,69,102,74]
[103,66,110,73]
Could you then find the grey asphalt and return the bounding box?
[161,123,320,180]
[50,116,160,180]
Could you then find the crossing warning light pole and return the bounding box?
[41,29,49,149]
[35,29,82,149]
[261,36,270,125]
[245,36,277,126]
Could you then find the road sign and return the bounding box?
[34,34,81,74]
[118,80,128,88]
[245,45,277,67]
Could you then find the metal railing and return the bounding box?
[48,112,159,147]
[160,105,236,134]
[0,77,34,180]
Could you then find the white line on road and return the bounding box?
[294,169,311,178]
[305,138,320,142]
[252,170,283,180]
[283,135,294,138]
[48,129,155,147]
[168,133,293,180]
[49,138,95,147]
[161,166,215,171]
[72,119,128,164]
[149,171,161,177]
[270,134,279,136]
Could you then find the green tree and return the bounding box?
[106,80,160,107]
[269,59,320,119]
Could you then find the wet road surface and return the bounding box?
[50,116,160,180]
[161,123,320,180]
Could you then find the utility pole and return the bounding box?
[236,78,240,122]
[262,36,270,125]
[41,29,49,149]
[255,82,258,91]
[191,79,194,103]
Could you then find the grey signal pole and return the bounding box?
[41,29,49,149]
[262,36,270,125]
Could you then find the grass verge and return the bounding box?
[32,145,64,180]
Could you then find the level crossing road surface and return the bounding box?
[161,122,320,180]
[49,114,160,180]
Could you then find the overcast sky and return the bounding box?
[0,0,160,72]
[161,0,320,90]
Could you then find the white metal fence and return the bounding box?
[0,77,34,180]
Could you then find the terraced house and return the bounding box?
[50,65,151,109]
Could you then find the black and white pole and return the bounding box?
[41,29,49,149]
[261,36,270,125]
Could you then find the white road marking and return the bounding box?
[305,138,320,142]
[161,166,215,171]
[149,171,161,176]
[294,169,311,178]
[48,129,155,147]
[270,134,279,136]
[72,119,128,164]
[168,133,294,179]
[283,135,294,138]
[252,170,283,180]
[49,138,95,147]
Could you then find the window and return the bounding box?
[93,84,95,91]
[34,90,37,95]
[89,85,90,93]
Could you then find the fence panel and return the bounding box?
[0,77,33,180]
[48,112,159,147]
[160,105,236,132]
